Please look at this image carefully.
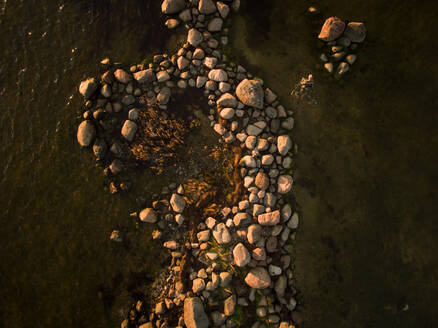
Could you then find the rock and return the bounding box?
[188,28,203,47]
[161,0,186,14]
[165,18,180,29]
[100,84,111,98]
[337,36,351,47]
[240,155,256,168]
[220,272,232,286]
[198,0,217,14]
[268,265,282,276]
[114,69,132,84]
[139,208,157,223]
[212,223,231,244]
[109,159,124,175]
[344,22,367,43]
[318,17,345,41]
[261,154,274,166]
[277,135,292,155]
[197,230,210,242]
[134,69,156,83]
[233,212,251,227]
[247,224,262,244]
[122,95,135,106]
[155,301,166,314]
[128,108,139,121]
[258,210,280,226]
[252,247,266,261]
[208,17,223,32]
[236,79,264,109]
[213,123,226,135]
[211,312,226,326]
[196,76,208,88]
[208,69,228,82]
[184,297,209,328]
[220,107,235,119]
[255,172,269,190]
[170,193,186,213]
[288,212,299,229]
[92,138,107,159]
[246,124,263,136]
[156,71,170,83]
[264,88,277,104]
[281,117,294,130]
[324,62,334,73]
[217,93,238,108]
[233,243,250,267]
[121,120,138,142]
[193,48,205,60]
[277,175,293,194]
[192,278,205,293]
[337,62,350,76]
[78,78,98,99]
[245,267,271,289]
[203,56,217,69]
[217,2,230,19]
[110,230,123,242]
[346,54,357,65]
[179,8,192,22]
[224,295,236,316]
[77,120,95,147]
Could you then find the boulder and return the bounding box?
[255,172,269,190]
[192,278,205,293]
[208,69,228,82]
[236,79,264,109]
[247,224,262,244]
[78,78,98,99]
[277,175,293,194]
[217,2,230,19]
[170,193,186,213]
[184,297,209,328]
[121,120,138,142]
[139,208,157,223]
[212,223,231,244]
[77,120,95,147]
[114,69,132,84]
[198,0,217,14]
[156,71,170,83]
[318,17,345,41]
[188,28,203,47]
[133,69,156,83]
[344,22,367,43]
[217,93,238,107]
[208,17,223,32]
[233,243,250,267]
[277,135,292,155]
[245,267,271,289]
[258,210,280,226]
[161,0,186,14]
[220,107,235,120]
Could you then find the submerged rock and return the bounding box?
[236,79,264,109]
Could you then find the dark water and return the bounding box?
[1,0,438,327]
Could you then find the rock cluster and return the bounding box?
[76,0,299,327]
[318,16,366,77]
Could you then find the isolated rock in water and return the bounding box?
[170,193,186,213]
[139,208,157,223]
[277,135,292,155]
[245,267,271,289]
[258,210,281,226]
[77,120,96,147]
[133,69,156,83]
[236,79,264,109]
[217,93,238,108]
[318,17,345,41]
[184,297,209,328]
[188,28,203,47]
[277,175,293,194]
[78,78,98,99]
[233,243,250,267]
[344,22,367,43]
[161,0,186,14]
[114,69,132,84]
[121,120,138,142]
[212,223,231,244]
[198,0,217,15]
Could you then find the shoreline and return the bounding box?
[76,1,299,327]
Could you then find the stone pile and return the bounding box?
[317,16,367,77]
[76,0,299,327]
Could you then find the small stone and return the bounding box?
[170,193,186,213]
[217,93,237,108]
[161,0,186,14]
[208,69,228,82]
[252,247,266,261]
[220,272,232,287]
[165,18,180,29]
[208,17,223,32]
[157,71,171,82]
[318,17,345,41]
[77,120,95,147]
[245,267,271,289]
[197,230,210,242]
[217,2,230,19]
[220,107,235,120]
[337,62,349,76]
[114,69,132,84]
[198,0,216,15]
[121,120,138,142]
[288,212,299,229]
[277,135,292,155]
[155,301,166,314]
[224,295,236,316]
[255,172,269,190]
[346,54,357,65]
[247,224,262,244]
[192,278,206,293]
[184,297,209,328]
[139,208,157,223]
[188,28,203,47]
[268,265,282,276]
[324,62,334,73]
[110,230,123,242]
[258,210,280,226]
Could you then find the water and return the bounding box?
[1,0,438,327]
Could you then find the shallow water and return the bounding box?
[1,0,438,327]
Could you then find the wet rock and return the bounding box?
[92,138,107,159]
[247,224,262,244]
[212,223,231,244]
[344,22,367,43]
[77,120,95,147]
[79,78,98,99]
[170,193,186,213]
[114,69,132,84]
[277,135,292,155]
[258,210,280,226]
[134,69,156,84]
[100,84,111,98]
[217,93,237,107]
[198,0,217,15]
[224,295,236,316]
[318,17,345,41]
[233,243,250,267]
[208,17,223,32]
[121,120,138,142]
[161,0,186,14]
[245,267,271,289]
[184,297,209,328]
[236,79,264,109]
[277,175,293,194]
[139,208,157,223]
[208,69,228,82]
[188,28,203,47]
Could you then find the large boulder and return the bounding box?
[133,69,156,84]
[77,120,96,147]
[161,0,186,14]
[344,22,367,43]
[78,78,98,99]
[318,17,345,41]
[121,120,138,142]
[184,297,209,328]
[236,79,264,109]
[245,267,271,289]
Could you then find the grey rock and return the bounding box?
[179,9,192,22]
[281,117,294,130]
[277,175,293,194]
[344,22,367,43]
[217,93,237,108]
[79,78,98,99]
[211,312,226,326]
[198,0,217,14]
[114,69,132,84]
[188,28,203,47]
[208,17,223,32]
[77,120,95,147]
[277,135,292,155]
[184,297,209,328]
[217,2,230,19]
[236,79,264,109]
[212,223,231,244]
